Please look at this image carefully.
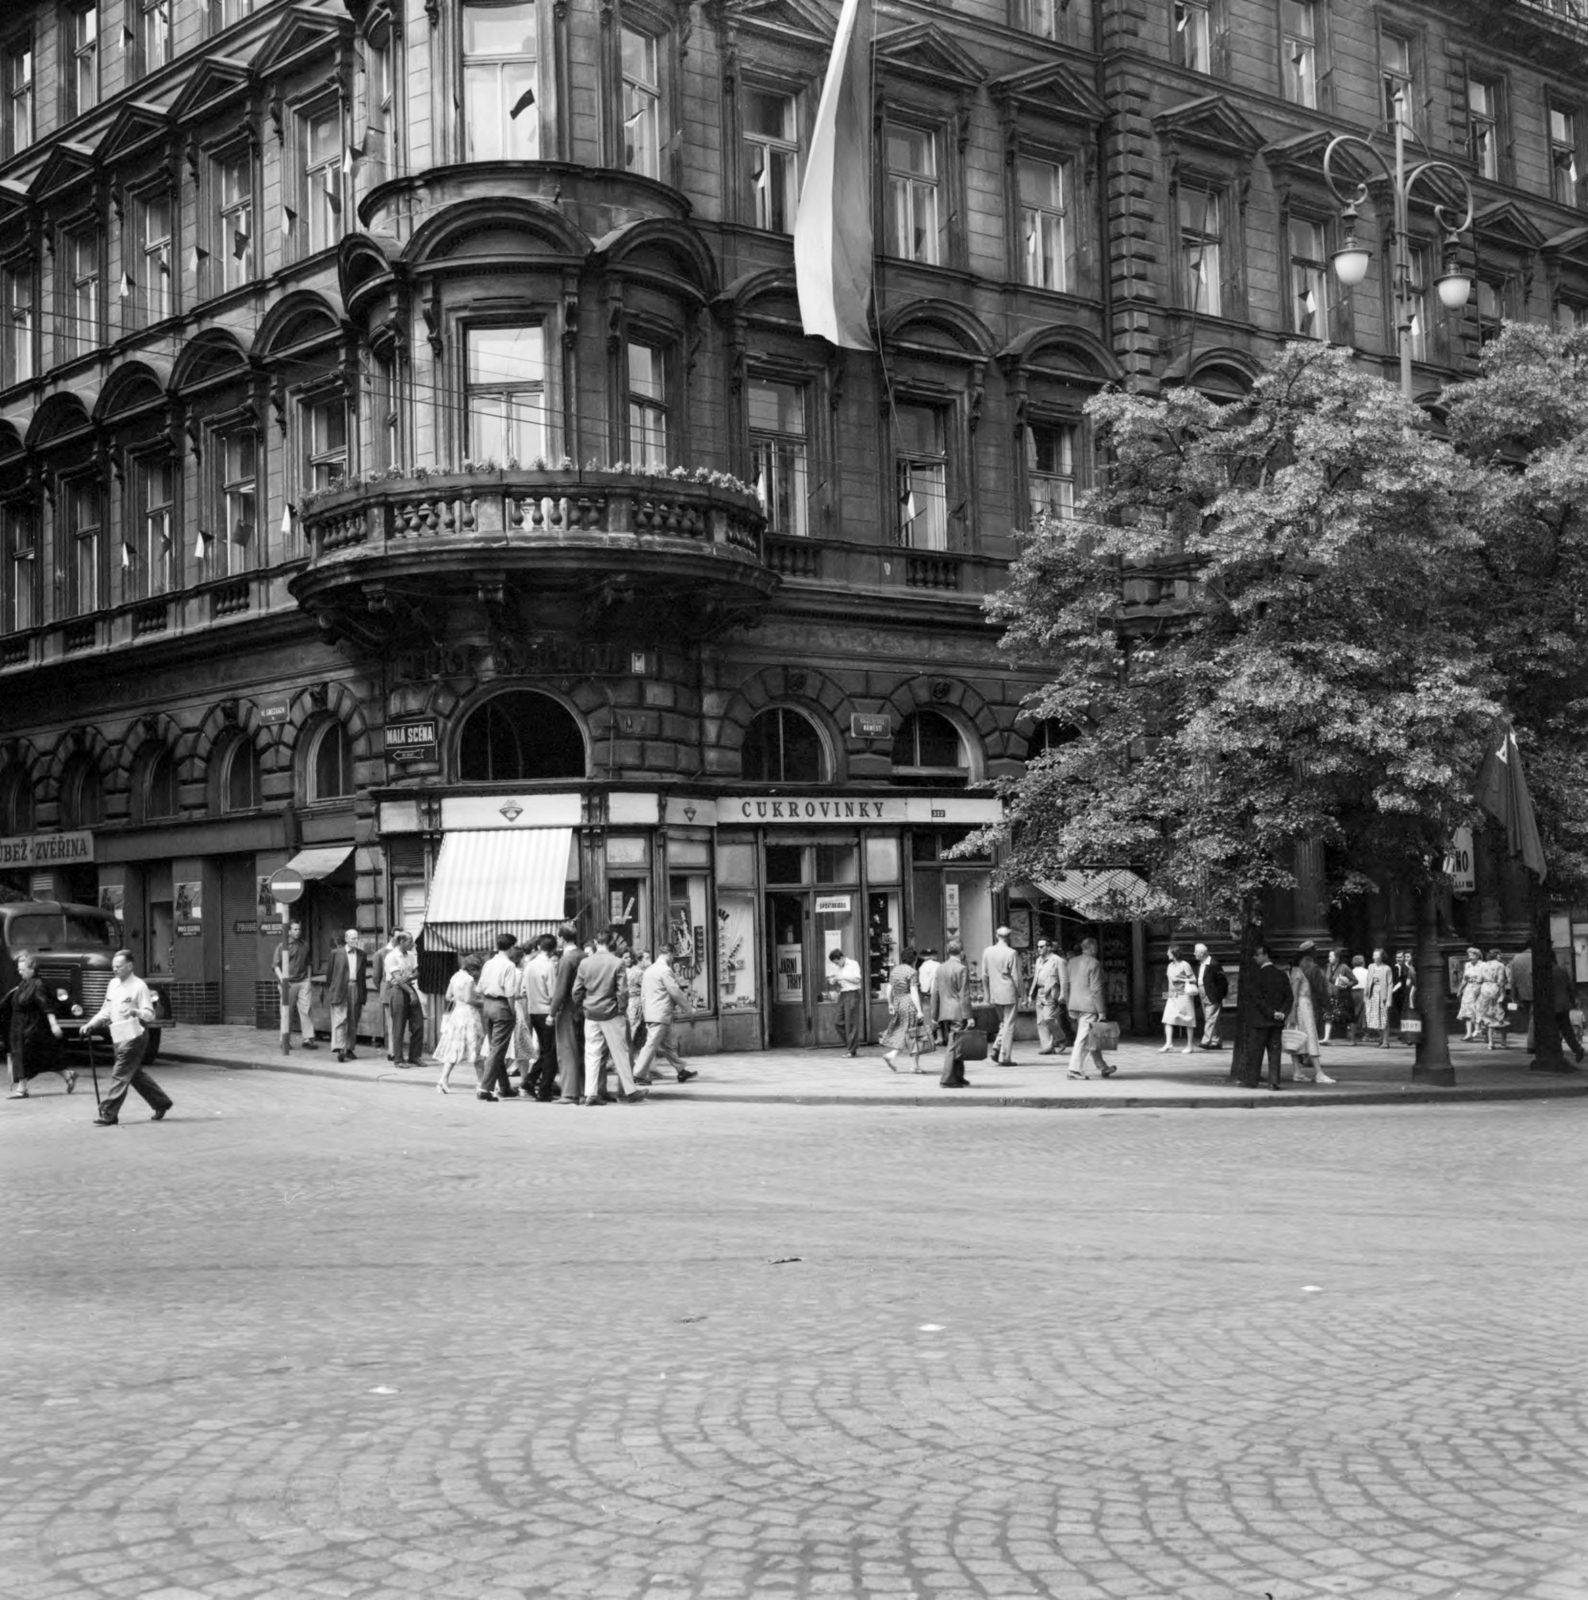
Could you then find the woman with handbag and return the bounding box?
[881,947,933,1073]
[1286,956,1328,1083]
[1159,945,1198,1054]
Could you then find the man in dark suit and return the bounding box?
[547,922,585,1103]
[325,928,368,1064]
[1193,942,1228,1048]
[1242,942,1294,1089]
[932,939,973,1088]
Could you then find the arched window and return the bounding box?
[144,750,178,820]
[222,740,261,812]
[0,768,34,833]
[308,721,354,802]
[742,707,825,784]
[891,710,969,788]
[458,691,585,782]
[59,756,103,828]
[1024,718,1081,764]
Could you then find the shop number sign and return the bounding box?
[776,942,804,1001]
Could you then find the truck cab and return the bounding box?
[0,900,170,1059]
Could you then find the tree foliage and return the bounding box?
[974,342,1500,928]
[1443,323,1588,894]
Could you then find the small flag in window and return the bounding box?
[233,229,249,260]
[120,542,133,570]
[324,169,342,214]
[122,21,135,45]
[188,244,211,275]
[194,528,210,561]
[510,87,536,119]
[754,465,767,509]
[342,142,363,178]
[1301,287,1317,317]
[662,127,683,155]
[281,503,294,538]
[118,271,132,299]
[901,489,920,526]
[281,205,297,237]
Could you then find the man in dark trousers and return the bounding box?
[1193,942,1228,1049]
[325,928,369,1064]
[1551,951,1586,1064]
[547,922,584,1103]
[85,949,172,1125]
[932,939,973,1088]
[1242,942,1295,1089]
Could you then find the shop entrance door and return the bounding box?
[766,892,811,1047]
[220,856,259,1025]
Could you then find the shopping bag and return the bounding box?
[1280,1027,1308,1053]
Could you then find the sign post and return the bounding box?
[268,866,306,906]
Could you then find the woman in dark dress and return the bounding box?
[3,954,71,1098]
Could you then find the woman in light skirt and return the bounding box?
[1287,958,1328,1083]
[1473,947,1511,1049]
[435,953,486,1095]
[1455,946,1484,1040]
[880,948,933,1073]
[1160,945,1198,1053]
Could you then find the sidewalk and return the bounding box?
[149,1025,1588,1109]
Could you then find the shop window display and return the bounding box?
[717,891,757,1012]
[667,872,710,1012]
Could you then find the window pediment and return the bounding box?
[168,57,254,126]
[250,4,350,79]
[30,142,98,207]
[875,24,987,93]
[1543,223,1588,275]
[1473,198,1547,254]
[1153,94,1265,162]
[1263,128,1374,187]
[989,62,1106,129]
[94,102,171,169]
[731,0,834,49]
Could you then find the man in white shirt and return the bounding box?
[384,931,426,1068]
[981,925,1022,1064]
[520,934,559,1100]
[829,947,864,1056]
[916,948,943,1045]
[1028,937,1068,1055]
[477,933,523,1099]
[86,949,171,1126]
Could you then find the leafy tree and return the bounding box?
[1445,323,1588,1071]
[972,342,1499,1079]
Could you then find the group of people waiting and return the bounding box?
[432,926,699,1104]
[829,927,1120,1086]
[1455,943,1585,1059]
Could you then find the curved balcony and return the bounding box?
[291,468,776,649]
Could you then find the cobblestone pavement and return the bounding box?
[150,1022,1588,1110]
[4,1077,1585,1600]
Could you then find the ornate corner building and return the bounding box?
[0,0,1581,1042]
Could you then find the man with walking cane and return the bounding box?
[83,949,172,1126]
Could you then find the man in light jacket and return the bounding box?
[1065,936,1116,1081]
[980,925,1022,1064]
[632,950,700,1085]
[571,929,647,1105]
[1028,937,1068,1055]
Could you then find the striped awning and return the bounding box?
[422,828,572,953]
[284,844,354,880]
[1035,869,1153,918]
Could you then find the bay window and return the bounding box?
[466,325,548,463]
[626,342,668,468]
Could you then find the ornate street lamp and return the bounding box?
[1323,91,1475,400]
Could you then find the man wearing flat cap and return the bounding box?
[981,924,1021,1065]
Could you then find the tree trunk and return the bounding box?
[1527,873,1577,1073]
[1227,895,1262,1085]
[1412,878,1455,1085]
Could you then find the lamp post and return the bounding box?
[1324,95,1475,1084]
[1323,93,1475,400]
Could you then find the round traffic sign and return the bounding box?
[268,867,306,905]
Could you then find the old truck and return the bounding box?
[0,898,170,1060]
